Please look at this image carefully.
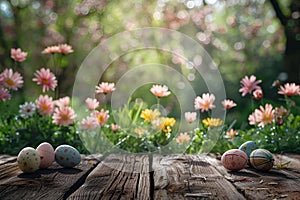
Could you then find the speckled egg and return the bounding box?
[221,149,248,171]
[36,142,55,168]
[55,145,81,168]
[17,147,41,173]
[250,149,274,171]
[238,141,259,159]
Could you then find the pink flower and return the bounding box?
[95,82,116,95]
[58,44,74,55]
[85,98,99,110]
[194,93,216,112]
[248,104,274,127]
[0,69,23,90]
[41,45,60,54]
[35,95,55,115]
[278,83,300,97]
[150,84,171,98]
[32,68,57,92]
[92,109,109,126]
[55,96,70,108]
[253,89,263,100]
[81,116,99,130]
[184,112,197,123]
[176,132,190,144]
[239,75,262,96]
[11,48,28,62]
[111,124,121,132]
[221,99,237,109]
[52,106,76,126]
[0,87,11,101]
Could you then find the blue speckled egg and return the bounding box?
[55,145,81,168]
[239,141,259,159]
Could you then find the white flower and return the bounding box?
[19,102,36,118]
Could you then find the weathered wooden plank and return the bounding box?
[0,155,19,183]
[152,154,246,200]
[0,155,101,200]
[205,153,300,200]
[67,154,150,200]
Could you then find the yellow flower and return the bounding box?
[202,118,222,128]
[140,109,160,122]
[160,117,176,133]
[176,132,190,144]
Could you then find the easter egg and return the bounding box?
[55,145,81,168]
[221,149,248,171]
[250,149,274,171]
[17,147,41,173]
[36,142,55,168]
[238,141,259,159]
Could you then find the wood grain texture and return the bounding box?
[68,154,150,200]
[0,155,101,200]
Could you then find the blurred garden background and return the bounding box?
[0,0,300,155]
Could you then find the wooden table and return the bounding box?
[0,153,299,200]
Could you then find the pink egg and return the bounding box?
[36,142,55,168]
[221,149,248,171]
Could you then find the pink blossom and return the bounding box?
[92,109,109,126]
[184,112,197,123]
[176,132,190,144]
[253,89,263,100]
[41,45,60,54]
[239,75,262,96]
[11,48,28,62]
[81,116,99,130]
[248,104,275,127]
[221,99,237,109]
[58,44,74,55]
[0,87,11,101]
[85,98,99,110]
[111,124,121,132]
[95,82,116,95]
[194,93,216,112]
[52,106,76,126]
[278,83,300,97]
[32,68,57,92]
[150,84,171,98]
[0,69,23,90]
[55,96,70,108]
[35,95,55,115]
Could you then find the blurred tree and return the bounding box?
[270,0,300,83]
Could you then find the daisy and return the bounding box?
[58,44,74,55]
[92,109,109,126]
[278,83,300,97]
[248,104,274,127]
[221,99,237,110]
[184,112,197,123]
[35,95,54,115]
[32,68,57,92]
[176,132,190,145]
[11,48,28,62]
[52,106,76,126]
[0,68,23,90]
[239,75,262,96]
[202,118,223,127]
[140,109,161,122]
[80,116,99,130]
[150,84,171,98]
[41,45,60,54]
[0,87,11,101]
[55,96,70,108]
[95,82,116,95]
[159,117,176,133]
[85,98,99,110]
[19,102,36,118]
[194,93,216,112]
